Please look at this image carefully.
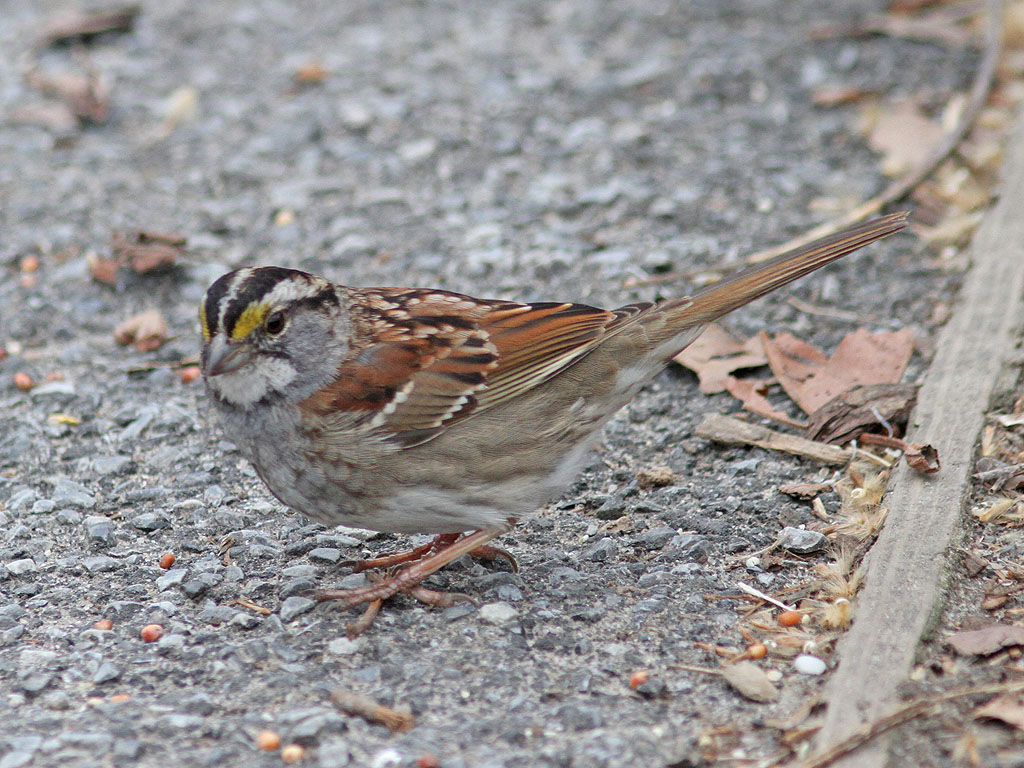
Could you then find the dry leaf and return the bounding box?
[87,252,121,285]
[112,230,185,273]
[674,324,768,394]
[721,661,778,703]
[805,383,917,444]
[10,103,79,133]
[26,69,109,124]
[903,442,941,473]
[973,694,1024,731]
[724,376,807,428]
[114,310,168,353]
[948,624,1024,656]
[864,99,945,177]
[38,5,140,46]
[761,329,915,416]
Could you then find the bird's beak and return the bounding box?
[204,334,256,377]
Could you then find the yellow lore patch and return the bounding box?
[199,303,211,342]
[231,302,271,341]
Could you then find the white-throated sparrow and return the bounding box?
[200,212,906,630]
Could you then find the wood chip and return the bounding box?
[779,482,832,501]
[330,690,414,732]
[696,413,852,466]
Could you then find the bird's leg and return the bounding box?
[317,526,511,619]
[345,532,518,573]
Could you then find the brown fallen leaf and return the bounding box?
[863,99,946,177]
[673,324,768,394]
[37,4,140,47]
[973,694,1024,731]
[948,624,1024,656]
[903,441,941,473]
[9,103,79,133]
[111,230,185,274]
[87,252,121,286]
[778,482,832,501]
[761,329,915,416]
[724,376,807,429]
[806,383,918,444]
[114,310,168,353]
[721,661,779,703]
[26,69,109,124]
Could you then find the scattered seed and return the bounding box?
[256,731,281,751]
[778,610,802,627]
[280,744,304,764]
[140,624,164,642]
[94,618,113,630]
[180,365,201,384]
[793,654,827,675]
[629,669,650,690]
[13,372,34,391]
[158,553,176,569]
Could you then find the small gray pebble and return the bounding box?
[52,478,96,509]
[5,559,36,576]
[633,526,675,551]
[280,578,316,599]
[131,512,170,531]
[156,569,187,590]
[93,456,134,476]
[55,509,82,525]
[479,602,516,624]
[584,538,618,562]
[281,564,318,579]
[778,527,828,554]
[280,596,315,622]
[29,499,54,514]
[82,556,118,573]
[92,662,121,684]
[308,547,341,564]
[83,515,115,545]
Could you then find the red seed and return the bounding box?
[94,618,113,631]
[13,372,33,391]
[158,552,176,569]
[778,611,802,627]
[140,624,164,642]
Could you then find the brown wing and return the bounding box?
[300,288,627,447]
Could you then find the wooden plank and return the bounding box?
[812,115,1024,766]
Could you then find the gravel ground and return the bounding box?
[0,2,974,767]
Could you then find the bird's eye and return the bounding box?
[265,310,286,335]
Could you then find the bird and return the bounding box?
[199,212,907,631]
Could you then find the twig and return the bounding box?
[696,413,854,465]
[737,581,798,612]
[745,0,1003,264]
